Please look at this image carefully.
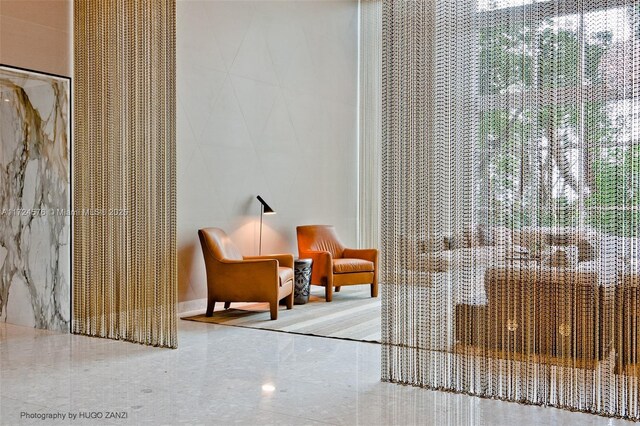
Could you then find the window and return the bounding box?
[478,2,640,236]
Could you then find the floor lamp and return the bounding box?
[257,195,275,255]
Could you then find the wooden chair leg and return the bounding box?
[286,291,294,310]
[335,286,341,292]
[270,301,278,320]
[325,285,333,302]
[224,302,231,309]
[206,298,216,317]
[371,282,378,298]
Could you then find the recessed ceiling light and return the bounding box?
[261,384,276,392]
[3,99,9,102]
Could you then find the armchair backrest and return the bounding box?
[296,225,345,258]
[198,228,243,261]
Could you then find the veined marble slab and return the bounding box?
[0,66,70,332]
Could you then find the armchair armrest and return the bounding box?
[299,250,332,285]
[215,258,280,299]
[343,248,378,264]
[244,254,294,269]
[343,248,379,292]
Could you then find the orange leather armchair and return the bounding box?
[198,228,294,320]
[296,225,378,302]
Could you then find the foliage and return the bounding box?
[478,8,638,236]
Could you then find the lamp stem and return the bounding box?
[259,205,264,255]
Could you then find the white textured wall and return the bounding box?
[177,0,359,310]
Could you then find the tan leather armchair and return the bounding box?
[296,225,378,302]
[198,227,294,320]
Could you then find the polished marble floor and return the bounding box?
[0,321,633,425]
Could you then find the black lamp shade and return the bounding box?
[257,195,275,214]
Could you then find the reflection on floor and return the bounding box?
[0,321,633,425]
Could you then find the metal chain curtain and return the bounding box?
[380,0,640,419]
[73,0,177,348]
[359,0,383,250]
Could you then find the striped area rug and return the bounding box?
[181,286,381,343]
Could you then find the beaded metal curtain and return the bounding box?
[380,0,640,419]
[73,0,177,348]
[359,0,383,249]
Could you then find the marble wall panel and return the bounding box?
[0,65,70,331]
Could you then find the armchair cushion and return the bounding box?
[278,267,294,286]
[333,258,374,274]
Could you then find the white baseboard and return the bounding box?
[178,298,207,317]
